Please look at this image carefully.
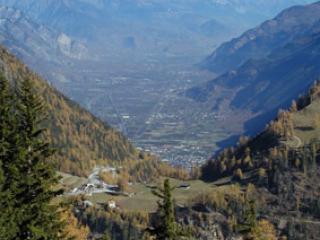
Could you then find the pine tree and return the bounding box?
[151,179,177,240]
[0,74,11,183]
[0,74,10,160]
[237,199,257,238]
[311,142,317,174]
[245,200,257,231]
[0,74,8,233]
[0,74,77,239]
[0,74,18,239]
[302,147,308,177]
[11,78,65,239]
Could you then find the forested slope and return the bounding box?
[0,46,137,176]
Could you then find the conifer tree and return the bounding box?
[13,78,65,239]
[0,74,10,159]
[245,200,257,231]
[0,78,66,240]
[0,74,18,239]
[302,147,308,177]
[237,199,257,238]
[151,179,177,240]
[311,143,317,174]
[0,74,11,181]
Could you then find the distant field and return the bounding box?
[293,99,320,144]
[58,172,87,191]
[59,175,216,213]
[87,178,216,212]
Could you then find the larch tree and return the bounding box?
[251,220,277,240]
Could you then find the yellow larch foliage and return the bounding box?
[61,209,90,240]
[251,219,277,240]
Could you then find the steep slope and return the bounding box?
[199,83,320,239]
[202,82,320,180]
[0,46,137,176]
[187,2,320,137]
[0,5,88,62]
[0,5,89,94]
[203,1,320,74]
[0,0,107,39]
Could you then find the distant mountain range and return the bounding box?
[0,0,313,88]
[0,0,317,157]
[202,1,320,74]
[187,1,320,137]
[0,0,314,57]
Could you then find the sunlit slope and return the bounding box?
[0,46,137,176]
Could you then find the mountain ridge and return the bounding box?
[0,0,314,51]
[202,0,320,74]
[0,4,88,62]
[187,1,320,140]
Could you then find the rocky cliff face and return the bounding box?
[0,5,88,63]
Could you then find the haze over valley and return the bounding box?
[3,1,320,239]
[0,0,316,166]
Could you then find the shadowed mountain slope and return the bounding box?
[203,1,320,74]
[187,1,320,138]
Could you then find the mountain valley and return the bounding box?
[1,1,320,240]
[0,0,315,165]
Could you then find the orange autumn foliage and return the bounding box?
[61,209,90,240]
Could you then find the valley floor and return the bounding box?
[54,55,248,168]
[59,169,215,213]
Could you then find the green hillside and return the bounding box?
[292,99,320,144]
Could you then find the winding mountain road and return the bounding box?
[281,135,303,149]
